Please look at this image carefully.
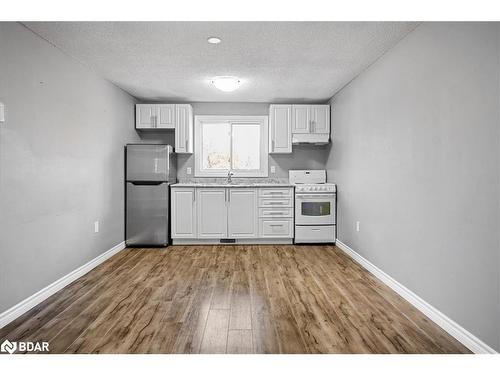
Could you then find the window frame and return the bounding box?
[194,115,269,178]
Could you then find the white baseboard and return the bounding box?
[335,239,497,354]
[0,241,126,329]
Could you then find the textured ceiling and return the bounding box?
[24,22,418,102]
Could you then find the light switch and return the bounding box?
[0,103,5,123]
[186,167,192,175]
[270,166,276,174]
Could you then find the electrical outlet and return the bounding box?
[270,165,276,174]
[356,221,360,232]
[186,167,192,175]
[0,102,5,123]
[94,221,99,233]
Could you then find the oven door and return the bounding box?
[295,193,336,225]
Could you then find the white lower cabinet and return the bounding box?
[259,219,294,238]
[228,188,258,238]
[258,187,294,238]
[197,188,228,238]
[171,188,196,238]
[171,186,294,242]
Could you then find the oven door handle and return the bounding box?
[296,194,335,199]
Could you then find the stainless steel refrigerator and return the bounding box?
[125,144,176,247]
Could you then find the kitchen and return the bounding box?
[1,17,500,362]
[126,104,335,246]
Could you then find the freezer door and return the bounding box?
[126,182,169,246]
[126,144,173,182]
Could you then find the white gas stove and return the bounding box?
[289,170,336,244]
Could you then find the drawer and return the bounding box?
[258,197,293,207]
[259,188,293,198]
[294,225,336,243]
[258,207,293,218]
[259,219,293,238]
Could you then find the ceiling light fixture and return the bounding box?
[207,37,221,44]
[211,76,242,92]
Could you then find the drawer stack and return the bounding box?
[258,188,294,238]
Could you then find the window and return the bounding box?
[195,116,269,177]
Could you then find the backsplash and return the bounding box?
[176,144,331,179]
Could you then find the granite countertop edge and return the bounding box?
[171,182,294,188]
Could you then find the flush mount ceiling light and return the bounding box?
[211,76,242,92]
[207,36,221,44]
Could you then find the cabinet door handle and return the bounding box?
[271,140,275,152]
[185,139,188,151]
[193,191,196,202]
[270,224,283,227]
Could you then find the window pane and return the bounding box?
[232,123,260,170]
[202,122,231,170]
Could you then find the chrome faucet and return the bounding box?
[227,170,234,184]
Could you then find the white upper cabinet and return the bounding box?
[197,188,228,238]
[171,188,197,238]
[136,104,157,129]
[175,104,193,154]
[310,105,330,134]
[135,103,193,154]
[136,104,173,129]
[157,104,176,129]
[269,103,330,146]
[228,188,258,238]
[291,104,330,135]
[291,105,311,134]
[269,105,292,154]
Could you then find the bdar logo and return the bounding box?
[1,339,17,354]
[0,339,49,354]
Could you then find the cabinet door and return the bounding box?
[228,188,258,238]
[311,105,330,134]
[175,104,193,153]
[197,188,228,238]
[156,104,176,129]
[269,105,292,154]
[291,105,310,134]
[171,188,196,238]
[136,104,156,129]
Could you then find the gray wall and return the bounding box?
[326,22,500,350]
[0,23,139,313]
[171,102,330,179]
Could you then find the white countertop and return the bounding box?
[171,178,293,188]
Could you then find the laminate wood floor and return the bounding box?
[0,245,470,354]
